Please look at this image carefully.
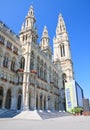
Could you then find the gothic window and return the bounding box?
[26,34,27,40]
[62,73,67,89]
[37,57,40,76]
[30,51,34,70]
[49,67,51,82]
[23,35,24,41]
[13,46,18,54]
[40,67,43,79]
[60,25,62,31]
[20,57,25,69]
[0,35,5,44]
[44,70,47,81]
[44,63,47,81]
[6,41,12,50]
[60,43,65,57]
[30,60,34,70]
[0,71,4,79]
[27,20,28,26]
[0,48,3,66]
[3,56,9,68]
[56,74,58,86]
[11,59,15,72]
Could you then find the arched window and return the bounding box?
[0,48,3,66]
[11,59,16,72]
[44,63,47,81]
[20,57,25,69]
[30,51,34,70]
[3,56,9,68]
[37,57,40,76]
[62,73,67,89]
[40,67,43,78]
[44,70,47,81]
[27,20,28,26]
[49,67,51,82]
[60,43,65,57]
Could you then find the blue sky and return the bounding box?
[0,0,90,100]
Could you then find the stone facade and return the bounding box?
[0,6,74,111]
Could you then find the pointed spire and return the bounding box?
[27,5,34,17]
[42,26,49,38]
[56,13,66,35]
[41,26,52,59]
[21,5,36,30]
[41,26,50,48]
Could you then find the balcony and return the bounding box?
[6,46,12,51]
[31,70,37,75]
[16,68,24,73]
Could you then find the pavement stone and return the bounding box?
[0,116,90,130]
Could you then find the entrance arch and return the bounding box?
[0,87,3,108]
[5,89,11,109]
[29,91,32,110]
[17,90,22,110]
[40,93,43,110]
[36,93,38,110]
[44,96,46,110]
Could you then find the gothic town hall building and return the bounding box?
[0,6,76,112]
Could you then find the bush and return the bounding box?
[71,107,83,114]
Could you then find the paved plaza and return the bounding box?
[0,116,90,130]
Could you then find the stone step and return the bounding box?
[14,110,42,120]
[0,110,20,118]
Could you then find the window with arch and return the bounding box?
[0,35,5,44]
[62,73,67,89]
[20,57,25,69]
[49,67,51,82]
[30,51,34,70]
[3,55,9,68]
[37,57,40,76]
[44,64,47,82]
[11,59,16,72]
[40,67,43,78]
[60,43,65,57]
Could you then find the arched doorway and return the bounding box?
[29,91,32,110]
[0,87,3,108]
[44,96,46,110]
[40,94,43,110]
[17,90,22,110]
[5,89,11,109]
[36,94,38,110]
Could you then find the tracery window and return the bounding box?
[3,56,9,68]
[11,60,15,72]
[30,51,34,70]
[20,57,25,69]
[6,41,12,50]
[62,73,67,89]
[60,43,65,57]
[0,35,5,44]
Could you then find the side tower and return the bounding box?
[19,5,38,110]
[40,26,52,60]
[53,14,74,83]
[20,5,37,44]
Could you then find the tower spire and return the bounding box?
[41,26,52,59]
[42,26,49,38]
[56,13,66,35]
[20,5,38,44]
